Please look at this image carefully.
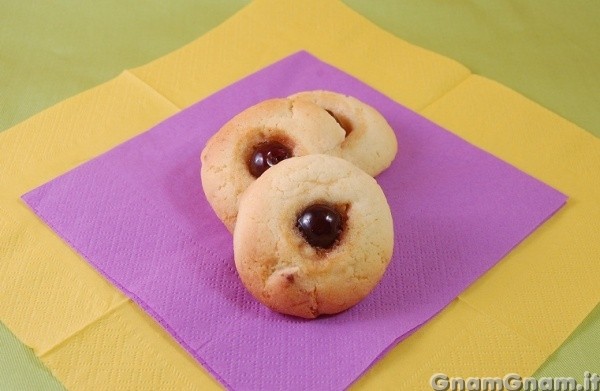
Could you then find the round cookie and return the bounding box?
[234,154,394,319]
[288,90,398,176]
[201,98,345,232]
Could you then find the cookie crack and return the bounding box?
[310,286,319,317]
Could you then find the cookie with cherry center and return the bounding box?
[233,155,394,319]
[288,90,398,177]
[200,97,345,232]
[200,91,397,232]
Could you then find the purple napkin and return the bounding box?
[23,52,566,390]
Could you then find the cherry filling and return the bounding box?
[296,204,343,249]
[248,140,292,178]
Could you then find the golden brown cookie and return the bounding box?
[288,90,398,176]
[200,98,345,232]
[234,155,394,318]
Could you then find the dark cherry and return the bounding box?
[248,140,292,178]
[296,204,343,249]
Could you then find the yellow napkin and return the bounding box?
[0,1,598,389]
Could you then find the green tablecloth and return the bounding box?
[1,1,597,388]
[0,323,65,391]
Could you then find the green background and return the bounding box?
[1,1,597,388]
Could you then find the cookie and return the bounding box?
[288,90,398,176]
[234,154,394,318]
[200,98,345,232]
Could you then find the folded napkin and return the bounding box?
[1,0,599,389]
[23,52,566,390]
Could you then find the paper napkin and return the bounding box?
[23,52,566,390]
